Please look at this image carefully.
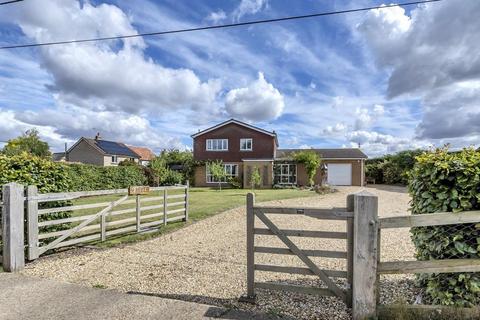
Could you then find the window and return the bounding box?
[274,163,297,185]
[240,138,253,151]
[111,155,118,163]
[206,164,238,183]
[206,139,228,151]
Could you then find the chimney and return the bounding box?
[95,132,101,140]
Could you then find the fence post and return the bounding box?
[184,181,189,222]
[163,188,168,226]
[27,185,39,261]
[352,191,378,320]
[346,194,354,308]
[136,195,141,232]
[246,192,255,299]
[2,182,25,272]
[100,212,106,241]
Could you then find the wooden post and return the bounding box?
[163,188,168,226]
[100,211,106,241]
[136,195,141,232]
[352,191,379,320]
[27,185,39,261]
[346,194,354,308]
[2,182,25,272]
[246,192,255,299]
[184,181,189,222]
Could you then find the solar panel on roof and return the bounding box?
[95,140,139,157]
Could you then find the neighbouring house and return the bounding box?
[128,146,155,166]
[66,134,140,166]
[192,119,367,188]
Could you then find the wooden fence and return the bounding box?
[1,182,189,270]
[245,191,480,320]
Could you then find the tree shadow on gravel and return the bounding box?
[126,291,295,319]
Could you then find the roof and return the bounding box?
[68,138,140,158]
[191,118,279,146]
[128,146,155,161]
[275,148,368,160]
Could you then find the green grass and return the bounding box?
[43,187,317,248]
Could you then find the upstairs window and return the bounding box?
[240,138,253,151]
[206,139,228,151]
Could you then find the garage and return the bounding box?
[327,163,352,186]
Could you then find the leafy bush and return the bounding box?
[228,176,242,189]
[294,151,322,186]
[67,163,146,191]
[150,156,185,186]
[250,166,261,190]
[409,148,480,306]
[367,150,423,185]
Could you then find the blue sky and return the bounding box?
[0,0,479,156]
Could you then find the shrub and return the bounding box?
[250,166,261,190]
[367,150,423,185]
[67,163,146,191]
[207,160,225,190]
[228,176,242,189]
[409,148,480,306]
[294,151,322,186]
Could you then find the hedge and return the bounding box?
[67,163,146,191]
[409,148,480,306]
[367,150,423,185]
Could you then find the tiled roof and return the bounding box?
[128,146,155,161]
[276,148,368,160]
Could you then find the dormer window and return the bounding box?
[206,139,228,151]
[240,138,253,151]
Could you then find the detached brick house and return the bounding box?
[192,119,367,188]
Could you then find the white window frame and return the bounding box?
[206,139,228,151]
[206,163,238,183]
[111,155,118,164]
[240,138,253,151]
[275,163,297,185]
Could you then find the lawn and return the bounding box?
[41,187,317,247]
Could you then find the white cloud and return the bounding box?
[1,0,221,115]
[232,0,268,21]
[225,72,284,121]
[323,123,347,135]
[373,104,385,116]
[205,10,227,23]
[358,0,480,146]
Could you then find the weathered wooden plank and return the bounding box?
[254,282,337,296]
[38,214,98,227]
[254,228,347,239]
[39,224,100,240]
[247,193,255,298]
[352,191,378,320]
[346,194,354,308]
[254,264,347,278]
[163,189,167,226]
[379,210,480,229]
[378,259,480,274]
[52,233,101,249]
[35,189,128,202]
[184,181,189,222]
[167,194,186,200]
[255,210,346,301]
[27,186,39,261]
[167,208,186,215]
[135,195,141,232]
[2,182,25,272]
[38,202,111,215]
[253,206,352,219]
[39,195,128,255]
[254,246,347,259]
[166,201,186,207]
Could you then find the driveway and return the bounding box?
[22,186,413,320]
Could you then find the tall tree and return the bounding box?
[2,129,51,158]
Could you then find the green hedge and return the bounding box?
[67,163,147,191]
[409,148,480,306]
[367,150,423,185]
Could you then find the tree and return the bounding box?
[2,129,51,158]
[207,160,226,190]
[250,166,261,190]
[294,150,322,186]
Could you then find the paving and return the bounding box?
[0,273,286,320]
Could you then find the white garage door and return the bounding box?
[327,163,352,186]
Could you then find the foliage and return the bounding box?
[409,147,480,307]
[2,129,51,158]
[207,160,226,190]
[0,153,72,238]
[294,150,321,186]
[228,176,242,189]
[158,149,195,184]
[366,149,424,185]
[150,156,184,186]
[67,163,146,191]
[250,166,261,190]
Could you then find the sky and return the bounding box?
[0,0,479,157]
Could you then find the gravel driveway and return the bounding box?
[23,185,414,320]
